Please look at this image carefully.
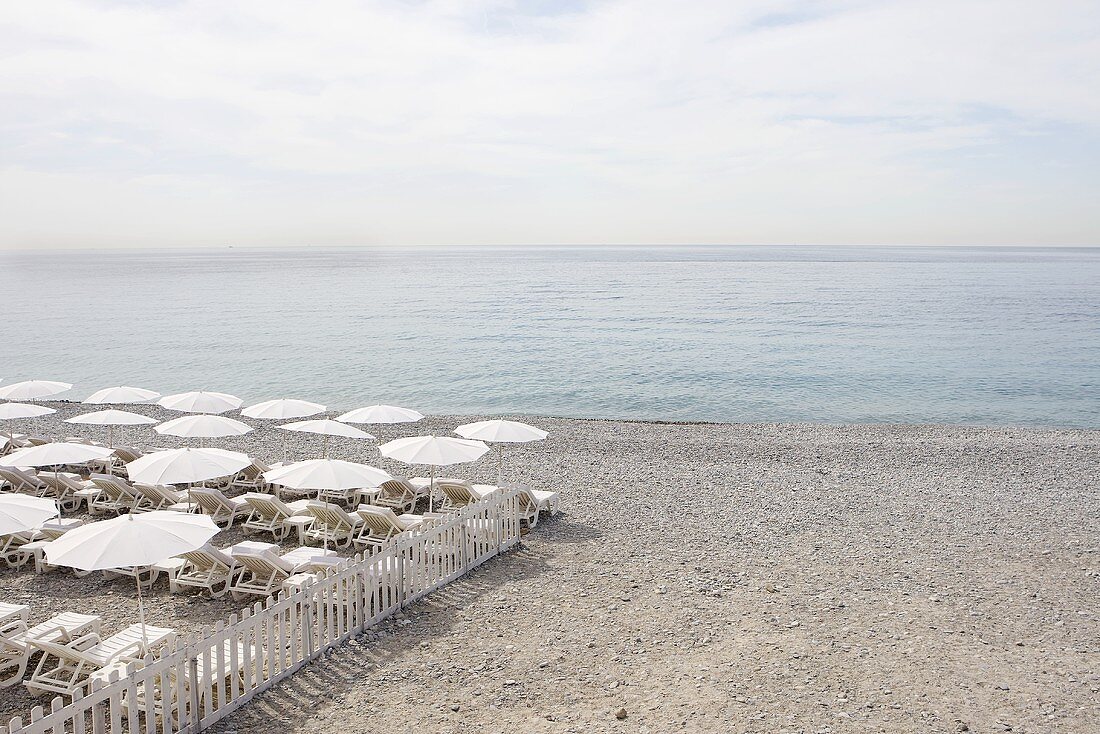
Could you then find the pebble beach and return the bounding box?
[1,405,1098,733]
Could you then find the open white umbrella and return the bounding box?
[454,419,549,483]
[0,380,72,401]
[280,419,374,459]
[242,399,326,462]
[264,459,392,495]
[0,442,116,493]
[0,495,59,536]
[154,415,253,447]
[65,409,158,447]
[337,405,424,424]
[378,435,489,511]
[0,442,114,469]
[0,403,56,420]
[125,447,252,486]
[264,459,392,550]
[0,403,56,445]
[45,511,219,646]
[83,386,161,404]
[158,391,243,414]
[242,399,325,420]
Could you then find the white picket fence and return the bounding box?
[3,488,525,734]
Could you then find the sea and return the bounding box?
[1,245,1097,428]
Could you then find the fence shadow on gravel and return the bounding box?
[207,544,554,732]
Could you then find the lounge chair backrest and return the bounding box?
[0,467,45,490]
[514,487,539,509]
[36,473,73,495]
[233,550,295,576]
[89,475,136,499]
[378,478,417,501]
[357,505,402,535]
[132,482,164,503]
[188,488,232,514]
[306,501,356,530]
[180,545,235,571]
[27,638,97,666]
[242,494,293,520]
[112,447,143,464]
[37,519,83,540]
[437,480,476,506]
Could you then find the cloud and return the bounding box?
[1,0,1098,247]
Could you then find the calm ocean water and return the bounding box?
[1,246,1098,427]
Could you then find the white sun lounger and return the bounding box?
[133,482,190,512]
[185,487,251,527]
[353,505,426,551]
[35,472,93,512]
[436,479,499,511]
[230,459,275,492]
[240,493,312,541]
[0,604,100,687]
[171,544,241,598]
[228,545,338,600]
[360,477,425,514]
[88,474,143,514]
[303,501,364,548]
[0,467,51,496]
[24,623,175,696]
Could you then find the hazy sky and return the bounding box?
[2,0,1098,249]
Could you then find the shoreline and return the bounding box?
[37,399,1100,432]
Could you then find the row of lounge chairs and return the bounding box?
[1,601,174,696]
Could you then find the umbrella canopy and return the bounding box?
[280,419,375,439]
[378,435,489,512]
[281,419,374,459]
[455,420,548,483]
[45,511,220,646]
[46,511,219,570]
[0,495,59,536]
[263,459,392,492]
[0,442,114,469]
[125,447,251,485]
[337,405,424,424]
[454,420,548,443]
[242,399,325,420]
[155,414,253,438]
[66,409,159,448]
[0,403,56,420]
[66,409,158,427]
[83,386,161,404]
[378,435,489,466]
[158,391,243,414]
[0,380,72,401]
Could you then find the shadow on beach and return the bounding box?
[209,540,560,732]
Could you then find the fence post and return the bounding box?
[188,652,201,733]
[303,593,316,659]
[460,521,469,575]
[396,550,406,609]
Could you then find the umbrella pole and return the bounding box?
[135,573,149,649]
[323,435,329,459]
[430,464,435,513]
[498,446,503,486]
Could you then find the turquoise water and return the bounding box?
[1,246,1098,427]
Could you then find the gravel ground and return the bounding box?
[2,404,1098,733]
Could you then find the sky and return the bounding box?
[1,0,1099,249]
